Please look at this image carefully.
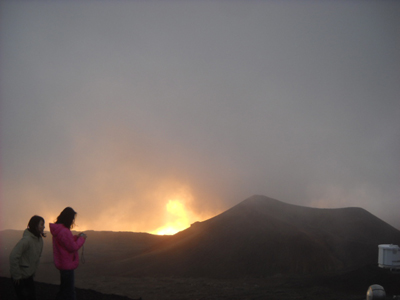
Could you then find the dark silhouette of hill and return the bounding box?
[112,195,400,278]
[0,229,169,284]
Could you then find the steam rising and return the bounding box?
[1,1,399,232]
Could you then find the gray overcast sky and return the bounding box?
[1,0,399,232]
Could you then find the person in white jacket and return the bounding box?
[9,215,45,300]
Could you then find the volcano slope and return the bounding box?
[111,195,400,278]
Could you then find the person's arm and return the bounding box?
[33,238,43,277]
[57,230,85,252]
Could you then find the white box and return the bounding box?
[378,244,400,268]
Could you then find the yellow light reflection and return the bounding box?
[151,200,191,235]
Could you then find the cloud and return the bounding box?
[1,1,399,231]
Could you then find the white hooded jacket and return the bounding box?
[9,229,43,280]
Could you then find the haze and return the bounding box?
[1,1,399,233]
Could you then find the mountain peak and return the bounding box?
[118,195,400,278]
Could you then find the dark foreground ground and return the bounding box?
[1,265,399,300]
[0,276,139,300]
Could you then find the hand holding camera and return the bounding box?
[79,232,87,239]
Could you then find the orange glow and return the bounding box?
[151,200,192,235]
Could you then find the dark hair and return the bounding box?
[27,215,46,238]
[55,207,77,230]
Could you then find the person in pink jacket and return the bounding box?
[50,207,86,300]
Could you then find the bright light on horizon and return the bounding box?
[151,200,192,235]
[1,180,223,233]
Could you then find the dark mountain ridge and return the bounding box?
[113,195,400,278]
[2,195,399,282]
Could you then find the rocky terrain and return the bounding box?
[2,265,400,300]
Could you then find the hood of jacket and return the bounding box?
[23,228,37,239]
[50,222,67,237]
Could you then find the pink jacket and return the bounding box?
[50,223,85,270]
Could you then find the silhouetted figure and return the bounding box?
[50,207,86,300]
[9,215,46,300]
